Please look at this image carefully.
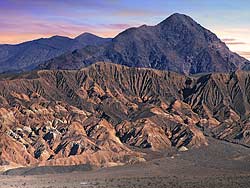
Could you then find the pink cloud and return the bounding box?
[237,51,250,57]
[0,18,131,44]
[222,38,247,45]
[222,38,237,42]
[226,42,247,45]
[100,23,132,29]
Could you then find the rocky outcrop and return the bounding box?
[2,62,250,169]
[0,63,207,168]
[184,71,250,147]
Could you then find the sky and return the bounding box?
[0,0,250,59]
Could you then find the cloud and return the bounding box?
[0,0,169,44]
[0,0,145,44]
[0,16,133,44]
[222,38,247,45]
[237,51,250,56]
[0,33,53,44]
[100,24,132,29]
[222,38,237,42]
[236,51,250,60]
[226,42,247,45]
[116,9,165,17]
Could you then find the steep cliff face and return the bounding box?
[1,63,250,169]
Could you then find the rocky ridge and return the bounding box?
[1,63,250,169]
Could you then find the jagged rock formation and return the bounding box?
[0,63,207,169]
[0,33,111,73]
[185,71,250,147]
[1,62,250,169]
[41,13,249,74]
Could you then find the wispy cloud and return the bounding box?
[222,38,247,45]
[100,24,132,29]
[1,0,250,52]
[226,42,247,45]
[115,9,165,17]
[0,1,146,44]
[215,27,250,60]
[228,50,250,60]
[0,18,132,44]
[222,38,238,42]
[237,51,250,59]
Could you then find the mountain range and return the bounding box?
[1,13,250,171]
[1,13,249,75]
[42,13,249,74]
[0,33,111,73]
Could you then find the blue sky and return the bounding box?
[0,0,250,59]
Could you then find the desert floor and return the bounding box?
[1,138,250,188]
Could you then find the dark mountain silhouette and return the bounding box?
[41,13,249,74]
[75,32,111,46]
[0,33,111,73]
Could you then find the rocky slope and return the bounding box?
[0,33,111,73]
[0,63,207,169]
[1,63,250,169]
[41,13,249,74]
[185,71,250,147]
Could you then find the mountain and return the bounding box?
[0,33,111,73]
[1,62,250,169]
[41,13,249,74]
[75,32,111,46]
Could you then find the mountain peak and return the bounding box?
[75,32,99,39]
[169,13,191,18]
[2,13,249,75]
[158,13,198,27]
[74,32,112,46]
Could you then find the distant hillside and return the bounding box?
[0,33,111,73]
